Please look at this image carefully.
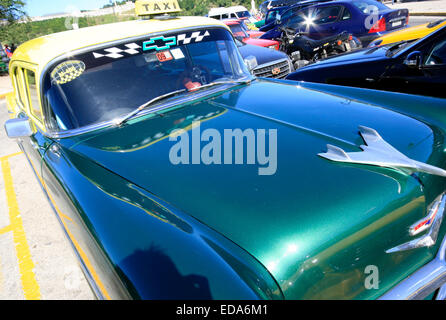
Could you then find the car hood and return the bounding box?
[244,38,278,47]
[302,45,390,69]
[374,23,431,44]
[238,43,287,65]
[62,79,446,299]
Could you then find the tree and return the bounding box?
[0,0,26,22]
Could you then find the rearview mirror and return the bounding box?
[4,117,33,138]
[404,51,422,68]
[244,55,258,72]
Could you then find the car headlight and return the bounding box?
[268,45,278,50]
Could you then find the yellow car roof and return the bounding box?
[12,16,228,70]
[374,20,446,45]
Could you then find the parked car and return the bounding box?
[233,18,265,38]
[259,0,304,15]
[260,0,331,32]
[5,0,446,300]
[224,19,281,50]
[286,25,446,98]
[261,0,409,46]
[236,39,294,78]
[208,6,258,24]
[0,48,9,74]
[369,18,446,47]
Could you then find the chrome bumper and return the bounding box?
[379,233,446,300]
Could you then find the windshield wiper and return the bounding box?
[114,78,253,126]
[114,89,186,126]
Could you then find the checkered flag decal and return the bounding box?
[51,60,86,85]
[93,43,142,59]
[177,31,210,45]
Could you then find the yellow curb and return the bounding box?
[1,155,41,300]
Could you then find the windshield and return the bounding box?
[353,0,389,14]
[236,11,252,18]
[266,9,280,24]
[229,24,249,38]
[43,28,250,131]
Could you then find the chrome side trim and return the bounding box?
[379,232,446,300]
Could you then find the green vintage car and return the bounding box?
[4,0,446,300]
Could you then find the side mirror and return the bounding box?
[404,51,422,68]
[244,55,258,72]
[4,117,33,138]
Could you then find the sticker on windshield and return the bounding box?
[156,51,173,62]
[170,48,185,60]
[143,36,177,51]
[50,60,86,85]
[177,30,210,45]
[92,43,142,59]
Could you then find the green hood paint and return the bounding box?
[60,79,446,299]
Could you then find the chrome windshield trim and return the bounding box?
[44,83,245,139]
[379,221,446,300]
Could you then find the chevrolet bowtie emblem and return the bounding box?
[318,126,446,177]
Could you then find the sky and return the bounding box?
[25,0,114,17]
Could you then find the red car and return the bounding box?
[224,20,280,50]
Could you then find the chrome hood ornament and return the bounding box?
[318,126,446,177]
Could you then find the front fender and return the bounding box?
[41,144,283,300]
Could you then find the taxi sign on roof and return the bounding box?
[135,0,181,16]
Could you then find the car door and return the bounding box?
[416,36,446,98]
[382,29,446,98]
[12,65,53,177]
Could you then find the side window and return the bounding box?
[24,69,42,121]
[14,67,26,110]
[221,14,229,19]
[286,14,305,29]
[425,38,446,65]
[312,6,341,25]
[341,7,352,20]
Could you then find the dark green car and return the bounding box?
[4,15,446,300]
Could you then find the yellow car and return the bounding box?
[369,19,446,47]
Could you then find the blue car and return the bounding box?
[260,0,409,46]
[260,0,330,32]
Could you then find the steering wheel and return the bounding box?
[177,65,212,91]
